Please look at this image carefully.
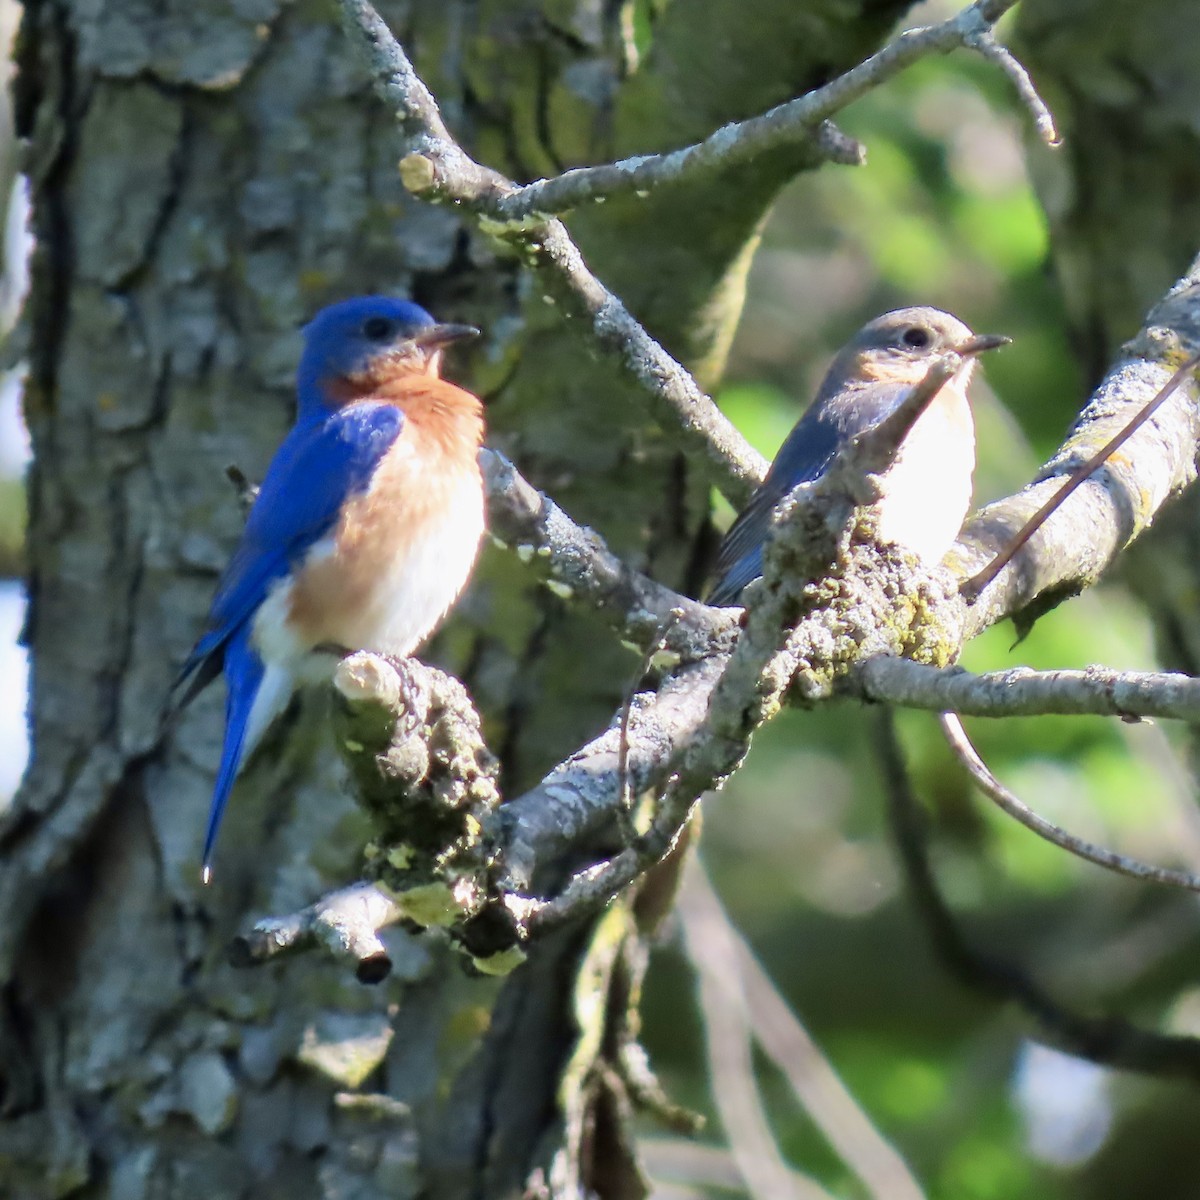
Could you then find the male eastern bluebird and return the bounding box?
[174,296,485,882]
[709,307,1008,605]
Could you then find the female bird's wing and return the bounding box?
[709,383,908,605]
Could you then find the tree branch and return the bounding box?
[940,713,1200,894]
[857,657,1200,722]
[481,448,735,660]
[679,857,839,1200]
[680,858,927,1200]
[229,881,402,984]
[878,708,1200,1081]
[962,347,1200,599]
[233,257,1200,983]
[516,783,700,939]
[486,0,1034,223]
[236,9,1200,997]
[962,29,1059,146]
[335,0,1054,504]
[950,254,1200,635]
[336,0,767,501]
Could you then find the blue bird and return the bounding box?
[175,296,485,882]
[709,306,1008,605]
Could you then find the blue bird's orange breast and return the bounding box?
[252,377,484,667]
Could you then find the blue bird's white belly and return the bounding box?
[874,374,976,564]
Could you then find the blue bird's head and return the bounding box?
[297,295,478,413]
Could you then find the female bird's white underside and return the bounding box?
[875,368,976,563]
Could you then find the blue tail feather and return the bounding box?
[708,548,763,607]
[201,626,265,883]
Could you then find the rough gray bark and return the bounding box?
[0,1,922,1198]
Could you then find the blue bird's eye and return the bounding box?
[902,326,932,349]
[362,316,395,341]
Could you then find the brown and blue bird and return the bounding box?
[175,297,485,881]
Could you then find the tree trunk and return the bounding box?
[0,1,911,1197]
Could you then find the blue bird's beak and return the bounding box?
[412,323,481,350]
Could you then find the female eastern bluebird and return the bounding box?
[175,296,485,881]
[709,306,1009,605]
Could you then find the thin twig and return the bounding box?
[488,0,1025,222]
[962,348,1200,601]
[679,857,838,1200]
[963,30,1060,146]
[834,356,963,484]
[877,708,1200,1081]
[940,713,1200,894]
[489,118,864,222]
[682,859,927,1200]
[517,780,701,937]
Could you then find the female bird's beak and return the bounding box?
[956,333,1012,356]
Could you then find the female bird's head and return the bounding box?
[297,296,478,411]
[828,306,1010,391]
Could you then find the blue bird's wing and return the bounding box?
[180,401,405,882]
[709,383,908,605]
[174,402,405,703]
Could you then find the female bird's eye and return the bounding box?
[362,316,395,341]
[902,326,932,349]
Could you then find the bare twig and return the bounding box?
[490,119,863,223]
[682,859,926,1200]
[963,30,1060,146]
[940,713,1200,894]
[858,657,1200,723]
[831,356,964,487]
[488,0,1027,222]
[229,882,402,984]
[640,1140,835,1197]
[878,708,1200,1080]
[617,1040,706,1136]
[962,348,1200,601]
[516,779,701,938]
[679,857,838,1200]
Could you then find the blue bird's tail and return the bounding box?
[201,626,265,884]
